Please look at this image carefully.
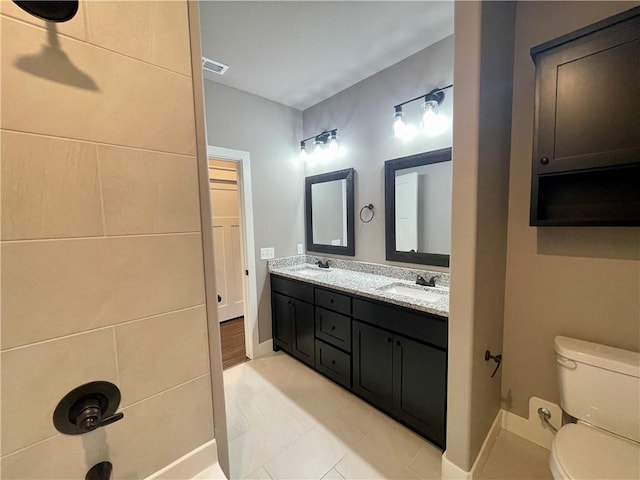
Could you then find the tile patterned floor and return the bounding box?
[221,352,552,480]
[478,431,553,480]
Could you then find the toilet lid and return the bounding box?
[552,423,640,479]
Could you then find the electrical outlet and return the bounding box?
[297,244,304,255]
[260,247,275,260]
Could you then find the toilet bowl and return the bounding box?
[549,423,639,479]
[551,336,640,480]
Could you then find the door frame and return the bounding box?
[207,145,259,360]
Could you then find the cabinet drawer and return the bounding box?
[271,275,313,303]
[315,307,351,352]
[315,287,351,315]
[315,340,351,389]
[353,298,447,350]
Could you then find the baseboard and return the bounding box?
[145,439,219,480]
[442,451,472,480]
[442,409,502,480]
[502,396,561,450]
[256,339,274,358]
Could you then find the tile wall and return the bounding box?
[1,1,214,478]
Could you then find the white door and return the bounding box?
[395,171,418,252]
[210,159,244,322]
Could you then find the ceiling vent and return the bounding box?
[202,57,229,76]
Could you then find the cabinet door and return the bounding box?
[291,299,315,367]
[272,292,292,353]
[352,321,393,411]
[393,334,446,447]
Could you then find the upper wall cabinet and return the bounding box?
[530,6,640,226]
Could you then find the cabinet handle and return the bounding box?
[331,360,336,365]
[387,337,392,343]
[330,299,334,303]
[540,156,549,165]
[396,340,401,346]
[331,325,336,331]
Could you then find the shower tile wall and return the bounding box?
[0,1,214,478]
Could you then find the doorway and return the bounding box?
[207,145,260,366]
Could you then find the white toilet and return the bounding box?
[550,336,640,480]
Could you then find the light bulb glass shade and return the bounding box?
[312,140,326,161]
[327,136,339,158]
[299,147,308,161]
[422,100,440,132]
[393,116,406,138]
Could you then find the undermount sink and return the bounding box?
[380,284,446,303]
[292,266,329,277]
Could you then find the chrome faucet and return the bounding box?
[416,275,437,287]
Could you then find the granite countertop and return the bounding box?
[268,257,449,318]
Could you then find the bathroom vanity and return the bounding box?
[269,258,448,448]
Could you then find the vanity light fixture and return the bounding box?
[299,129,341,162]
[393,84,453,139]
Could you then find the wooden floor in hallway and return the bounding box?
[220,317,249,370]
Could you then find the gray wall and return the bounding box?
[447,1,516,471]
[302,36,454,270]
[204,81,304,342]
[501,0,640,418]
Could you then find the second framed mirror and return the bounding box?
[385,148,452,267]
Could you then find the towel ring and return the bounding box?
[359,204,375,223]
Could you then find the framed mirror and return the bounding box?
[305,168,355,256]
[385,147,452,267]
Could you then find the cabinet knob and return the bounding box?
[331,325,336,331]
[387,337,392,343]
[540,156,549,165]
[330,299,334,303]
[396,340,401,346]
[331,360,336,365]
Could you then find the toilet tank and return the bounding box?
[555,336,640,443]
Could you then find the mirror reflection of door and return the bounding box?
[395,171,418,252]
[209,159,244,322]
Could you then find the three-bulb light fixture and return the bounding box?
[299,129,342,162]
[393,84,453,141]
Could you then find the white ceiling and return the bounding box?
[199,1,454,111]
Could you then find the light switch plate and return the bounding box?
[297,244,304,255]
[260,247,275,260]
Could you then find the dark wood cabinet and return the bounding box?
[393,334,446,446]
[270,273,448,448]
[272,292,293,350]
[291,299,314,366]
[530,6,640,226]
[352,319,446,448]
[271,277,314,367]
[352,320,394,411]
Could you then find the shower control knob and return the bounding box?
[54,381,124,435]
[76,402,102,431]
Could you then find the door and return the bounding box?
[291,299,314,366]
[210,159,244,322]
[393,334,447,447]
[395,171,418,252]
[272,292,292,352]
[352,321,394,411]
